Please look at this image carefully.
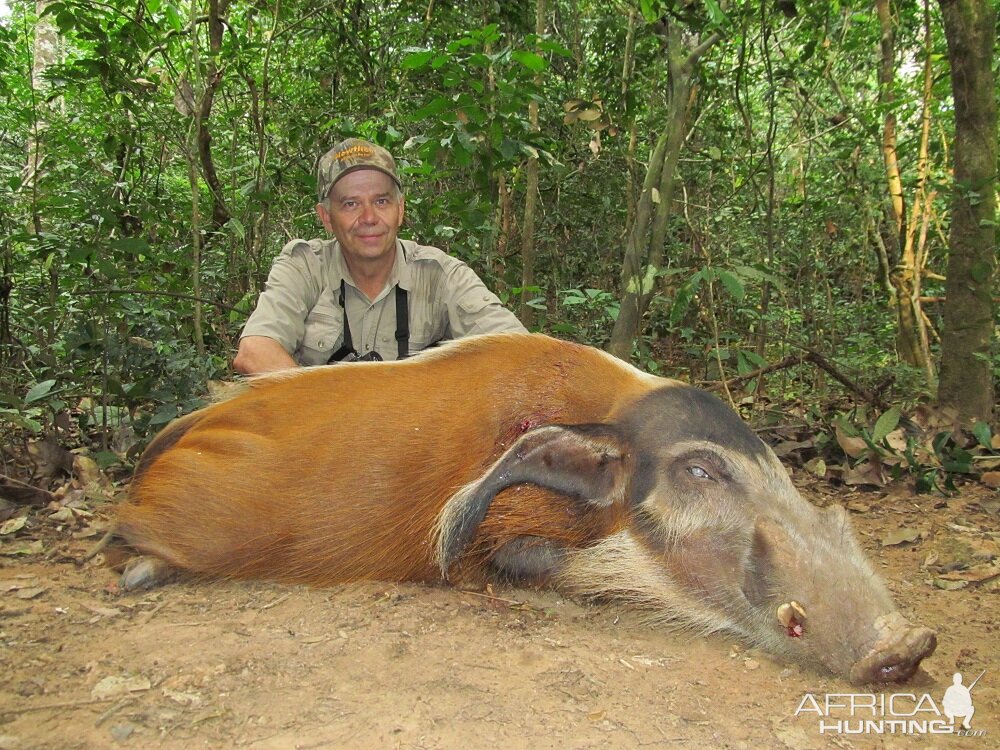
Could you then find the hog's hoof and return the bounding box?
[120,555,178,591]
[849,615,937,685]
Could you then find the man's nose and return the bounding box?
[359,202,378,223]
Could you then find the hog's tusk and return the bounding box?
[777,601,807,627]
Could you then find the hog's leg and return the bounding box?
[490,536,565,585]
[120,555,180,590]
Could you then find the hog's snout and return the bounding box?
[848,613,937,685]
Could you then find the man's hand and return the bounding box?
[233,336,299,375]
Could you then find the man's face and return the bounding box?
[316,169,404,266]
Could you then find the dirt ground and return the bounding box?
[1,478,997,750]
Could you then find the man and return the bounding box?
[234,138,525,374]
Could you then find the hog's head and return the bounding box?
[435,385,936,684]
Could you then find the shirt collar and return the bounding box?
[332,239,412,300]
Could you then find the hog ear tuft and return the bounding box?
[434,424,631,579]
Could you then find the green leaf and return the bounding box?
[639,0,665,23]
[411,96,451,120]
[0,408,42,433]
[512,50,546,72]
[704,0,729,26]
[872,405,902,443]
[401,50,436,70]
[971,421,993,450]
[25,379,57,405]
[150,404,179,426]
[537,40,572,58]
[113,237,150,256]
[163,4,183,32]
[717,270,745,303]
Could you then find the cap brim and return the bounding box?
[330,164,402,192]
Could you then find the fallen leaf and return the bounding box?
[0,578,39,592]
[805,457,827,478]
[981,472,1000,489]
[48,507,80,524]
[72,455,103,486]
[164,689,203,707]
[847,499,871,513]
[14,586,46,600]
[0,540,45,556]
[110,724,136,742]
[0,516,27,536]
[91,675,152,701]
[932,578,967,591]
[835,424,868,459]
[886,429,908,452]
[936,566,1000,585]
[27,438,75,478]
[773,440,814,458]
[844,461,886,487]
[882,528,920,547]
[82,603,122,618]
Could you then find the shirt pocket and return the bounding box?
[408,314,447,354]
[453,288,505,333]
[298,298,344,366]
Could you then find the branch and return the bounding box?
[708,352,886,408]
[71,288,245,315]
[685,31,723,69]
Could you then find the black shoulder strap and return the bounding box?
[395,285,409,360]
[327,279,355,363]
[329,280,409,362]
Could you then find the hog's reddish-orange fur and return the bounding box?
[117,333,657,585]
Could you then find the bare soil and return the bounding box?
[1,479,997,750]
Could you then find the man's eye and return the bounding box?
[687,465,712,480]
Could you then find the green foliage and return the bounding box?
[0,0,995,473]
[831,406,998,494]
[399,24,565,264]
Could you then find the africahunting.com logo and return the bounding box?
[795,670,986,737]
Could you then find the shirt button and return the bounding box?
[319,340,327,348]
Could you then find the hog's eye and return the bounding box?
[687,465,712,480]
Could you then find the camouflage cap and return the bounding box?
[316,138,401,202]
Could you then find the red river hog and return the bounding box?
[114,332,936,684]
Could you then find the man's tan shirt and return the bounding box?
[241,238,526,364]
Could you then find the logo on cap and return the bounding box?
[335,144,376,162]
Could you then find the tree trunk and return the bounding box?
[936,0,997,423]
[28,1,59,340]
[606,23,719,360]
[518,0,545,328]
[197,0,232,230]
[621,9,638,241]
[875,0,934,378]
[189,0,206,354]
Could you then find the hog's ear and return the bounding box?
[434,424,630,579]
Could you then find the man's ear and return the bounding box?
[316,201,334,233]
[396,194,405,228]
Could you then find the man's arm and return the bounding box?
[233,336,299,375]
[234,239,325,375]
[444,262,527,336]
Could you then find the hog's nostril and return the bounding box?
[850,626,937,685]
[877,657,919,682]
